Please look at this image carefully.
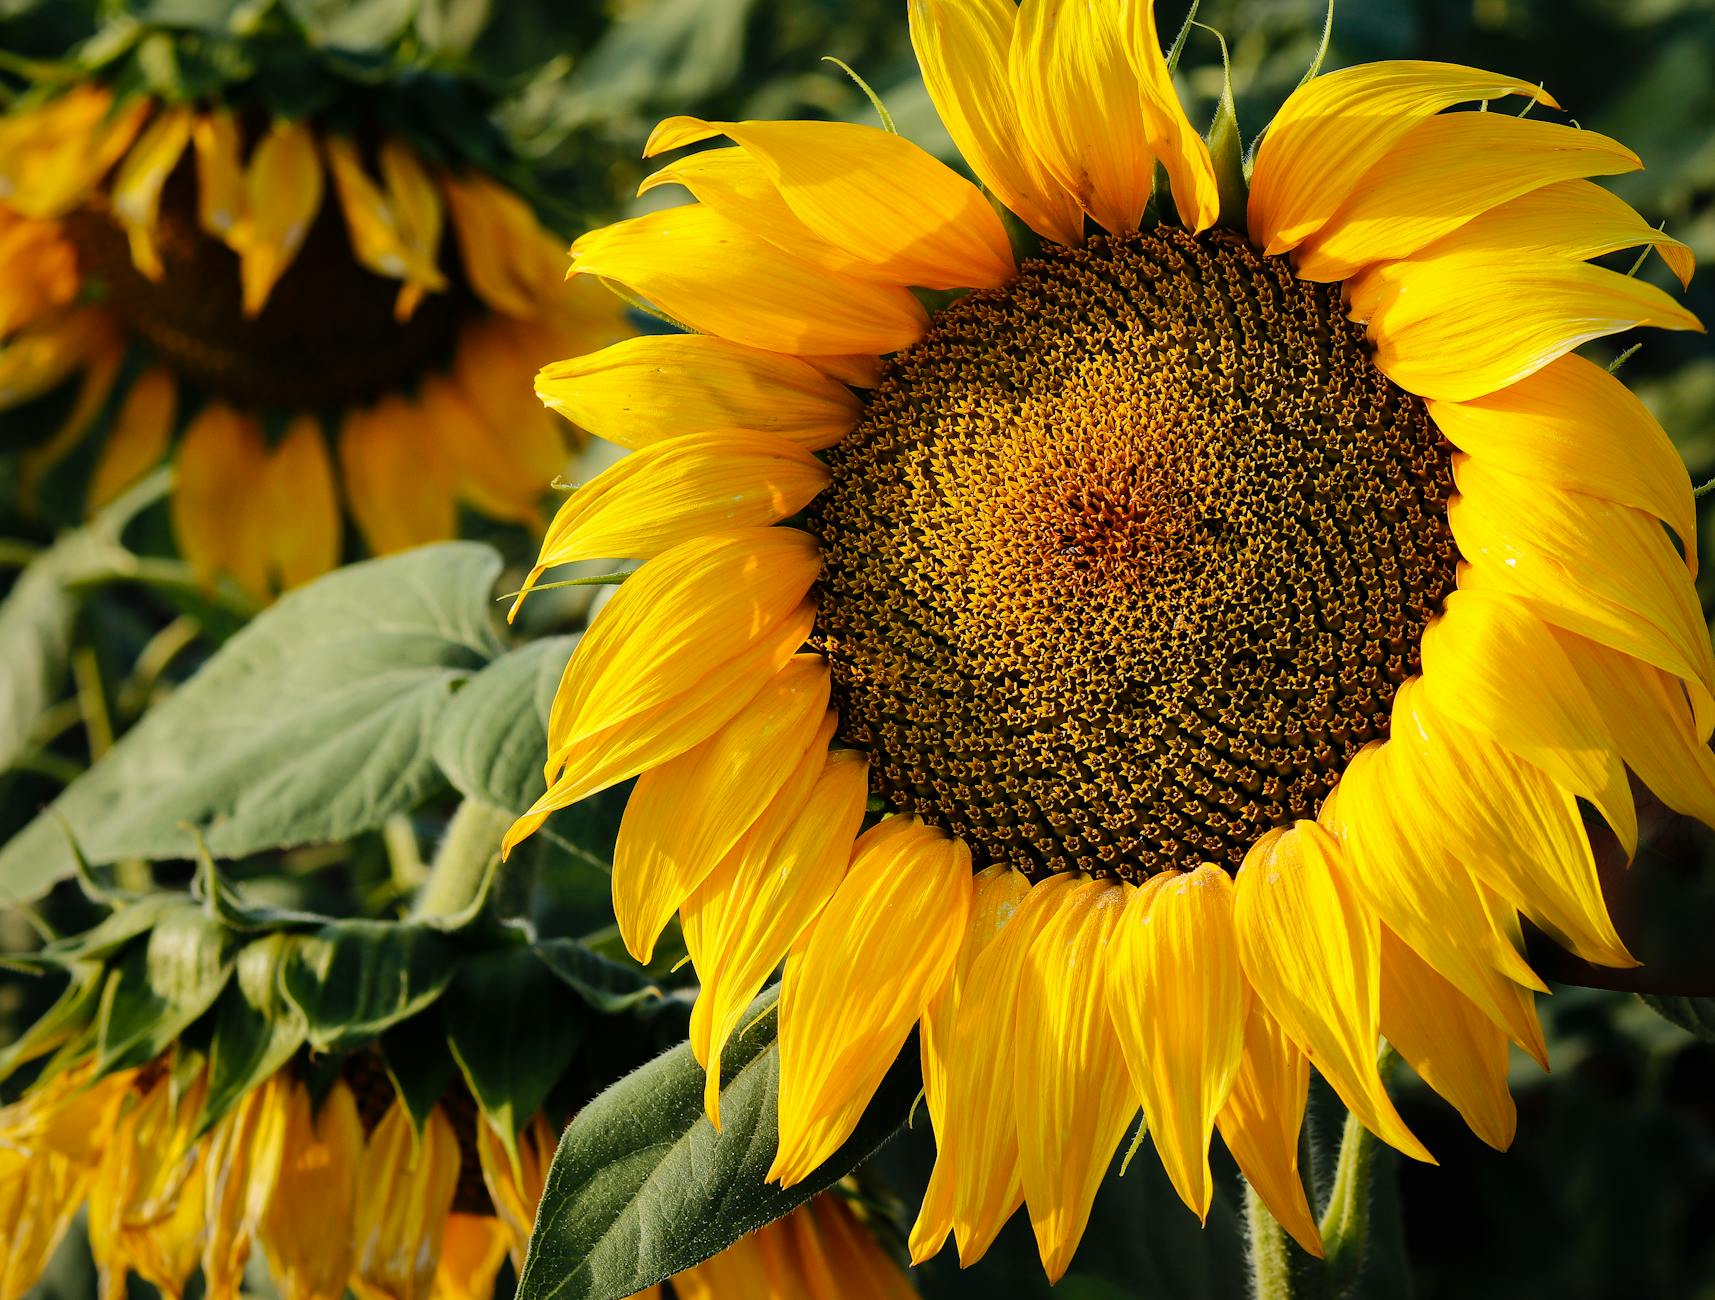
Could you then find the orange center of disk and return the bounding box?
[809,226,1460,881]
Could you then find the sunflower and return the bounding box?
[0,34,625,599]
[0,1049,914,1300]
[501,0,1709,1282]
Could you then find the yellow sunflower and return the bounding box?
[501,0,1709,1282]
[0,1051,914,1300]
[0,73,624,599]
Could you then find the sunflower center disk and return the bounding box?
[65,157,470,410]
[808,227,1460,882]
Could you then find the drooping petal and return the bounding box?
[1379,927,1517,1151]
[1418,588,1637,853]
[536,334,861,453]
[325,137,446,300]
[172,402,271,599]
[908,0,1085,245]
[259,1078,362,1300]
[1013,878,1135,1282]
[1448,457,1715,731]
[1327,744,1548,1065]
[1233,823,1432,1163]
[377,138,447,320]
[339,395,459,556]
[613,655,832,963]
[1120,0,1220,232]
[1105,865,1247,1222]
[193,110,245,241]
[1353,250,1701,401]
[511,432,830,619]
[1293,115,1639,282]
[88,365,177,511]
[647,116,1015,289]
[202,1074,291,1300]
[262,414,342,591]
[1388,679,1633,969]
[569,205,928,356]
[683,745,868,1126]
[1425,353,1695,572]
[1010,0,1153,235]
[448,316,570,495]
[1215,1003,1323,1258]
[111,107,195,281]
[430,1215,509,1300]
[475,1114,556,1270]
[235,121,324,317]
[770,819,972,1185]
[1248,61,1556,254]
[351,1102,460,1300]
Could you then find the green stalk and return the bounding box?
[411,799,513,921]
[1317,1045,1400,1295]
[1244,1180,1329,1300]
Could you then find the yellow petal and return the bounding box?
[1013,878,1135,1282]
[339,395,459,556]
[613,656,832,963]
[0,211,80,337]
[1248,60,1556,254]
[88,366,177,511]
[1106,864,1247,1222]
[1327,744,1549,1065]
[684,745,867,1126]
[1010,0,1152,235]
[569,205,927,357]
[0,89,148,219]
[440,171,564,319]
[1354,250,1702,401]
[1449,457,1715,730]
[352,1103,461,1300]
[536,334,859,453]
[1387,678,1633,970]
[1379,926,1517,1151]
[505,599,816,856]
[378,138,447,320]
[910,863,1033,1263]
[111,107,194,281]
[236,122,324,316]
[202,1074,291,1300]
[418,375,548,529]
[1120,0,1220,232]
[325,136,446,297]
[193,111,245,240]
[1,1145,93,1300]
[512,432,829,619]
[449,316,569,493]
[0,306,116,410]
[1215,1003,1323,1258]
[770,818,972,1185]
[938,873,1078,1266]
[1418,588,1636,855]
[1555,631,1715,829]
[430,1215,508,1300]
[475,1114,556,1270]
[1294,115,1640,282]
[172,402,271,599]
[788,1194,920,1299]
[647,116,1014,290]
[908,0,1084,246]
[262,414,342,591]
[259,1078,361,1300]
[1232,822,1432,1163]
[1426,353,1695,573]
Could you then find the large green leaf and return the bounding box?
[517,988,919,1300]
[198,933,308,1134]
[96,906,237,1072]
[433,635,572,815]
[1638,994,1715,1042]
[0,543,504,904]
[443,945,587,1147]
[281,918,459,1052]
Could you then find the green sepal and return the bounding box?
[535,938,663,1016]
[516,987,920,1300]
[34,893,192,966]
[191,832,327,934]
[1201,24,1248,228]
[95,906,238,1073]
[280,918,460,1052]
[195,933,309,1138]
[443,945,588,1163]
[380,1005,461,1134]
[0,960,105,1085]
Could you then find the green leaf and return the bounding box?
[36,892,190,964]
[96,907,237,1072]
[198,933,308,1135]
[281,918,460,1052]
[0,543,504,905]
[443,946,586,1148]
[0,961,104,1084]
[433,636,572,815]
[1637,994,1715,1042]
[534,938,663,1015]
[517,988,919,1300]
[381,1004,460,1132]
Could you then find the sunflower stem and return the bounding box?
[411,799,512,921]
[1317,1044,1400,1296]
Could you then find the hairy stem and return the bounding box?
[411,799,512,921]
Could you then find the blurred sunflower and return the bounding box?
[500,0,1710,1283]
[0,25,625,599]
[0,1051,914,1300]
